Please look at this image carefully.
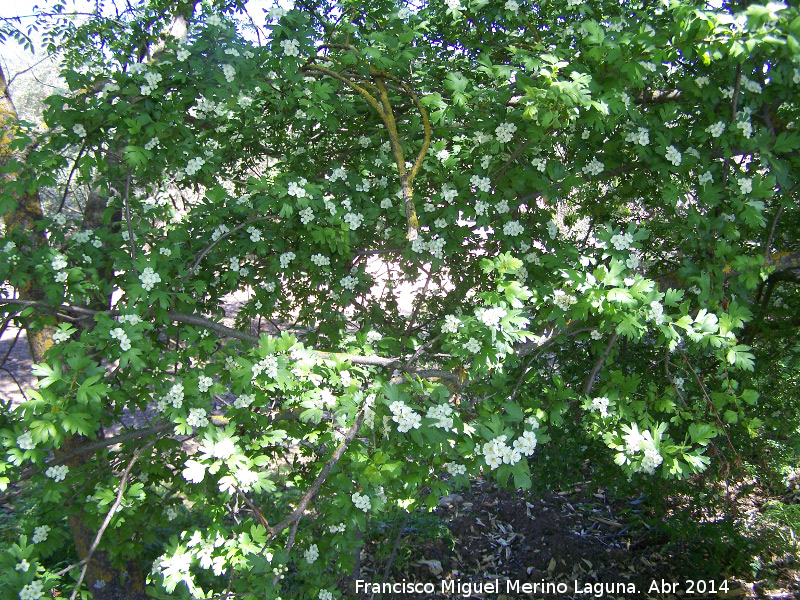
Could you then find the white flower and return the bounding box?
[380,198,393,209]
[279,252,296,268]
[706,121,726,138]
[366,330,383,343]
[664,145,682,166]
[281,39,301,57]
[177,47,190,61]
[699,171,714,186]
[496,199,509,214]
[352,491,371,512]
[340,275,358,290]
[186,408,209,428]
[287,181,307,198]
[626,255,639,269]
[441,185,457,202]
[553,290,577,311]
[212,438,236,460]
[304,544,319,564]
[183,460,206,484]
[442,315,461,333]
[547,220,559,239]
[436,148,450,162]
[738,177,753,194]
[18,580,44,600]
[505,0,519,12]
[17,431,36,450]
[427,403,454,430]
[15,559,30,572]
[582,157,604,176]
[737,120,753,138]
[51,255,68,271]
[299,207,314,225]
[46,464,69,482]
[319,591,333,600]
[503,221,524,236]
[310,254,330,266]
[234,393,255,408]
[470,174,491,192]
[590,330,603,340]
[221,63,235,82]
[343,212,364,230]
[513,430,538,456]
[495,122,517,143]
[140,267,161,291]
[590,396,610,417]
[73,124,87,138]
[198,375,212,392]
[445,462,467,475]
[445,0,461,10]
[696,76,709,87]
[32,525,50,543]
[463,338,482,353]
[477,306,507,328]
[610,232,634,251]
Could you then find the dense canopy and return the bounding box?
[1,0,799,597]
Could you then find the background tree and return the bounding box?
[1,0,799,598]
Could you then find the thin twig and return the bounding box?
[60,437,158,596]
[582,332,619,396]
[124,167,137,265]
[268,410,365,538]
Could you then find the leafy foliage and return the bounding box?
[1,0,800,597]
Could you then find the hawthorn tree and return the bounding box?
[1,0,799,597]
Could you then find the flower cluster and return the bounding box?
[234,393,255,408]
[503,220,524,236]
[462,338,482,353]
[52,327,71,345]
[186,156,205,175]
[352,491,371,512]
[187,408,209,428]
[389,400,422,433]
[198,375,213,392]
[590,396,610,417]
[427,403,454,430]
[699,171,714,186]
[340,275,358,290]
[481,435,521,469]
[140,267,161,291]
[610,232,634,250]
[444,462,467,475]
[495,122,517,143]
[46,464,69,482]
[287,180,307,197]
[304,544,319,564]
[279,252,296,268]
[706,121,726,137]
[547,220,559,239]
[513,430,538,456]
[19,581,44,600]
[553,290,577,311]
[477,306,507,328]
[738,177,753,194]
[17,431,35,450]
[582,157,604,176]
[626,127,650,146]
[110,327,132,352]
[311,253,330,266]
[442,314,462,333]
[299,207,314,225]
[343,212,364,230]
[252,355,279,379]
[665,145,682,166]
[157,382,185,411]
[281,39,301,57]
[32,525,50,543]
[470,174,491,193]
